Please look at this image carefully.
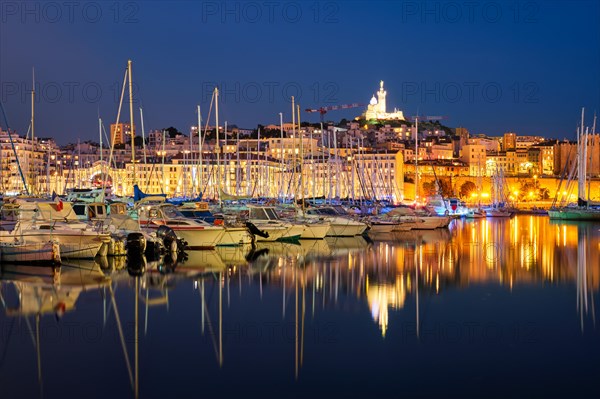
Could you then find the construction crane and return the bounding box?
[406,115,448,123]
[305,103,365,123]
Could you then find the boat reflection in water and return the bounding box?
[0,216,598,398]
[0,261,111,397]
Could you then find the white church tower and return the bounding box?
[376,80,386,114]
[364,81,404,120]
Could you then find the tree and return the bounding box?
[422,181,437,196]
[338,118,349,127]
[459,181,477,199]
[163,126,182,138]
[438,178,453,198]
[133,136,146,147]
[518,181,537,201]
[423,179,453,198]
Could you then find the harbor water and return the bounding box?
[0,215,598,398]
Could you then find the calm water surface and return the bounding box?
[1,216,599,398]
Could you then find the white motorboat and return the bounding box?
[246,205,305,242]
[304,207,367,237]
[0,239,61,265]
[1,200,111,259]
[136,200,225,249]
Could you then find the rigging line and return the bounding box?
[366,160,378,201]
[144,161,158,191]
[0,316,15,370]
[108,285,134,388]
[0,101,30,195]
[101,122,118,169]
[104,67,129,194]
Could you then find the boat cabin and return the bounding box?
[248,206,281,221]
[72,202,108,221]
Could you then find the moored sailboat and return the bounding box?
[549,108,600,221]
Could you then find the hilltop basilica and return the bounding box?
[363,81,405,121]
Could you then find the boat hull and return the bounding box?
[0,240,61,265]
[300,223,330,239]
[217,227,254,246]
[326,221,367,237]
[548,209,600,220]
[369,223,397,234]
[165,226,225,250]
[283,224,306,241]
[15,231,109,259]
[249,221,303,242]
[485,210,514,218]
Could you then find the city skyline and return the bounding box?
[1,1,599,145]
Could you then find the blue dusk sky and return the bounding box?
[1,0,599,144]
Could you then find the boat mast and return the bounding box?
[77,139,81,189]
[189,113,195,197]
[215,87,222,207]
[30,68,36,195]
[279,112,284,201]
[140,107,147,164]
[128,60,136,186]
[197,105,203,196]
[588,114,596,205]
[161,129,167,194]
[310,122,315,201]
[577,108,585,206]
[291,96,296,202]
[99,115,103,168]
[258,127,263,197]
[224,121,228,195]
[99,114,105,200]
[298,104,304,209]
[415,116,419,204]
[334,126,339,200]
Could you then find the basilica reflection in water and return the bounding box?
[0,216,598,398]
[231,217,599,337]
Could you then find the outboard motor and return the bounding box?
[156,225,185,254]
[245,222,269,239]
[126,232,147,276]
[144,239,162,261]
[126,232,146,257]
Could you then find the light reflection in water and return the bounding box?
[0,216,598,397]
